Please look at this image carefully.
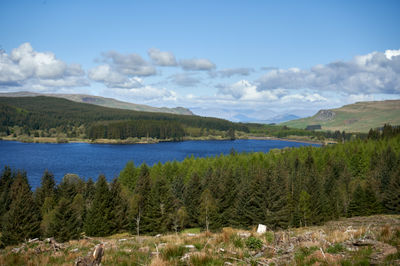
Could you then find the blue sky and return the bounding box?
[1,0,399,121]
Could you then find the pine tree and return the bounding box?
[265,170,289,229]
[35,170,56,208]
[299,190,311,227]
[1,171,40,246]
[84,175,112,236]
[0,166,13,227]
[347,185,365,217]
[147,175,176,233]
[383,168,400,214]
[183,172,202,227]
[364,183,381,215]
[129,163,152,235]
[109,179,128,234]
[50,197,81,242]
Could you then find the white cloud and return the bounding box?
[217,80,283,101]
[102,51,156,76]
[0,43,88,90]
[257,49,400,94]
[169,73,200,87]
[148,48,177,66]
[211,67,254,78]
[110,86,177,102]
[88,64,143,89]
[180,58,216,71]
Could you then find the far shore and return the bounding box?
[0,135,327,145]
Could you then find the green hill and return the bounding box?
[282,100,400,132]
[0,96,248,141]
[0,91,193,115]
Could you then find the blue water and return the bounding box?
[0,139,319,189]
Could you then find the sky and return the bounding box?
[0,0,399,122]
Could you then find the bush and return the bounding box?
[245,236,263,250]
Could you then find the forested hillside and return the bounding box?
[0,96,248,140]
[0,126,399,247]
[0,91,194,115]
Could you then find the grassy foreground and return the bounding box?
[1,215,399,265]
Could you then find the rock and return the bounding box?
[257,224,267,234]
[184,244,195,249]
[11,247,21,253]
[186,233,197,237]
[219,248,225,253]
[239,232,251,238]
[155,234,162,238]
[254,252,263,258]
[180,253,191,261]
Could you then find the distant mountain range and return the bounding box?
[281,100,400,132]
[0,91,193,116]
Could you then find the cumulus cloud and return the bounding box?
[0,43,87,89]
[88,64,143,89]
[180,58,216,71]
[169,73,200,87]
[148,48,177,66]
[217,80,285,101]
[102,51,156,76]
[210,67,254,78]
[257,49,400,94]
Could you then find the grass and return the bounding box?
[181,227,201,234]
[282,99,400,132]
[1,215,399,265]
[326,243,345,254]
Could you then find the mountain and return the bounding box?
[0,91,193,115]
[266,114,300,124]
[281,100,400,132]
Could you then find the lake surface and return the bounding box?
[0,139,319,189]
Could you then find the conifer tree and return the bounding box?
[35,170,56,208]
[347,185,365,217]
[265,170,289,229]
[0,166,13,227]
[109,179,128,234]
[130,163,152,235]
[50,197,81,242]
[84,175,111,236]
[183,172,202,227]
[299,190,311,227]
[1,171,40,246]
[147,175,176,233]
[383,168,400,214]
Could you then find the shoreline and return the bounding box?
[0,135,326,145]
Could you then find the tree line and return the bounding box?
[1,126,399,247]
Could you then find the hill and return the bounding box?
[0,91,193,115]
[281,100,400,132]
[0,96,248,141]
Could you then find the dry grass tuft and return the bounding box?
[150,256,169,266]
